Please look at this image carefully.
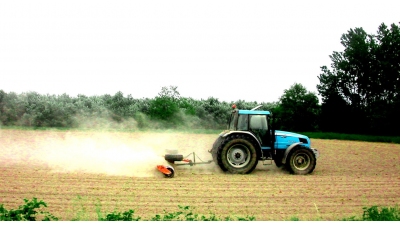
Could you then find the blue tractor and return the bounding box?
[209,105,319,175]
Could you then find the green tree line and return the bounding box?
[1,22,399,136]
[0,86,275,130]
[0,84,314,131]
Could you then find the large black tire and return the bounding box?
[286,147,316,175]
[216,158,228,172]
[212,137,228,172]
[218,134,258,174]
[165,154,183,163]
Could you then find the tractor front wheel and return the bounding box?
[219,135,258,174]
[286,147,316,175]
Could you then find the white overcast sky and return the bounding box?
[1,1,399,103]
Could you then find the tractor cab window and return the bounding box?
[249,115,268,131]
[237,114,249,131]
[249,115,269,145]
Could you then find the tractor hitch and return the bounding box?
[164,152,213,166]
[156,151,213,178]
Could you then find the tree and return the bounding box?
[318,22,400,135]
[276,83,320,132]
[148,86,181,121]
[0,91,25,126]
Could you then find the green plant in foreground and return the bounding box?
[71,195,89,221]
[151,205,203,221]
[289,216,300,221]
[341,216,359,221]
[150,205,255,221]
[3,197,400,221]
[94,197,141,221]
[0,198,58,221]
[99,209,141,221]
[362,205,400,221]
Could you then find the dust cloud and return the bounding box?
[38,133,169,177]
[0,129,223,177]
[0,131,174,177]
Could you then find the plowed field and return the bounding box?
[0,129,399,220]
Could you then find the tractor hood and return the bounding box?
[275,130,308,139]
[274,130,311,149]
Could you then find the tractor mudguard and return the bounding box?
[221,131,262,150]
[281,142,305,164]
[281,143,319,164]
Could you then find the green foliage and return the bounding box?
[302,132,400,143]
[151,205,205,221]
[71,195,89,221]
[133,112,149,129]
[179,97,197,116]
[233,99,259,110]
[2,197,400,221]
[149,96,179,120]
[150,205,255,221]
[341,216,359,221]
[22,92,77,127]
[199,97,231,129]
[148,86,181,121]
[0,86,299,131]
[289,216,300,221]
[0,199,248,221]
[0,91,25,125]
[318,22,400,135]
[0,198,58,221]
[275,83,320,132]
[99,210,141,221]
[362,205,400,221]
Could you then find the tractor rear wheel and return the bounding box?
[286,147,316,175]
[219,135,258,174]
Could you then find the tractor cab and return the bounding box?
[228,105,274,149]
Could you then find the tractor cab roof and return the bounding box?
[238,110,271,115]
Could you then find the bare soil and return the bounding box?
[0,129,399,220]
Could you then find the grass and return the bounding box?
[303,132,400,144]
[1,197,399,221]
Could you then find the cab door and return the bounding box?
[249,115,272,148]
